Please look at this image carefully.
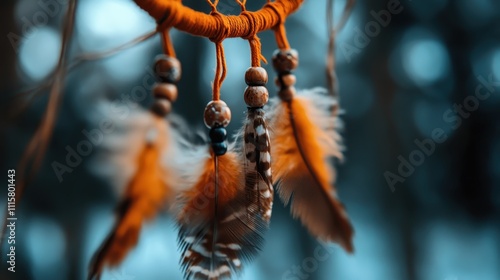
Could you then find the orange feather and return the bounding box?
[89,116,172,279]
[177,149,265,280]
[178,151,241,223]
[269,88,354,252]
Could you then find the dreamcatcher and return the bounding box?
[4,0,356,279]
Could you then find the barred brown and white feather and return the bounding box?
[243,108,274,223]
[177,150,265,280]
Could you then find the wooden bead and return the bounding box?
[153,83,178,102]
[274,74,296,88]
[204,100,231,128]
[245,67,268,86]
[272,49,299,73]
[151,98,172,116]
[154,55,181,83]
[244,86,269,107]
[278,86,296,102]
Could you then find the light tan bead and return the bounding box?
[272,49,299,73]
[278,86,296,102]
[245,67,268,86]
[151,99,172,116]
[153,83,178,102]
[244,86,269,107]
[204,100,231,128]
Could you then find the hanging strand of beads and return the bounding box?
[239,2,274,224]
[268,21,355,252]
[151,29,181,117]
[204,2,232,156]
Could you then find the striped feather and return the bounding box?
[177,148,265,280]
[243,108,273,223]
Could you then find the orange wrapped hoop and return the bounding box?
[133,0,303,42]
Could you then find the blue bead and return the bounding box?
[212,142,227,156]
[210,127,227,143]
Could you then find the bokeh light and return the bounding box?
[76,0,156,82]
[402,36,450,87]
[26,216,67,280]
[18,27,60,81]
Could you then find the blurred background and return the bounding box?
[1,0,500,279]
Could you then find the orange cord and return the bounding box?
[209,4,230,101]
[212,41,227,101]
[160,29,176,57]
[236,0,247,11]
[241,11,266,67]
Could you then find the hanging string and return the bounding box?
[326,0,356,97]
[161,28,176,57]
[156,0,181,58]
[236,0,246,11]
[9,29,157,121]
[241,11,267,67]
[273,23,290,50]
[236,0,266,67]
[326,0,338,97]
[265,2,290,50]
[208,3,230,101]
[334,0,356,33]
[206,0,220,13]
[212,42,227,101]
[1,0,78,255]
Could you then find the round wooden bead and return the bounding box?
[244,86,269,107]
[245,67,268,86]
[152,83,178,102]
[272,49,299,73]
[151,98,172,116]
[154,55,181,83]
[274,74,296,88]
[278,86,296,102]
[204,100,231,128]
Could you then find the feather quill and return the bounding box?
[268,88,354,252]
[177,148,265,280]
[243,108,274,223]
[89,115,173,279]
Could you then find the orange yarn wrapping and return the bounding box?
[134,0,302,43]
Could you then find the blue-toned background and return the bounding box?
[1,0,499,279]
